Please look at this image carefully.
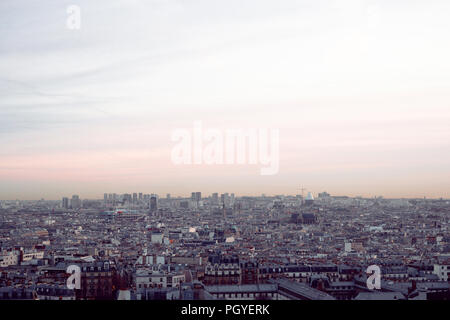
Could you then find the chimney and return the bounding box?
[317,279,324,291]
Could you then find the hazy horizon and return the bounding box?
[1,190,449,202]
[1,0,450,200]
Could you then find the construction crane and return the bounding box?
[299,187,306,205]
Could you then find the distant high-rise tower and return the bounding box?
[305,192,314,206]
[71,195,81,209]
[150,196,157,212]
[221,193,229,206]
[212,193,219,205]
[223,202,226,219]
[123,193,132,203]
[191,192,201,201]
[318,192,330,198]
[62,197,69,209]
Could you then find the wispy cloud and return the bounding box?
[0,0,450,199]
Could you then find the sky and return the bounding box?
[1,0,450,200]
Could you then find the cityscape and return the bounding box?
[0,191,449,300]
[1,0,450,307]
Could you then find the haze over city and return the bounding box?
[1,0,450,308]
[1,0,450,200]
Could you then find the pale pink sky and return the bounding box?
[1,0,450,199]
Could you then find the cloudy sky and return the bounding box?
[1,0,449,199]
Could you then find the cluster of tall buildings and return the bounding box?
[61,195,81,210]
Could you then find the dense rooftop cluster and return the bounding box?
[0,193,449,300]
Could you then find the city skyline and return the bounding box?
[1,184,449,302]
[2,189,449,202]
[2,0,449,305]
